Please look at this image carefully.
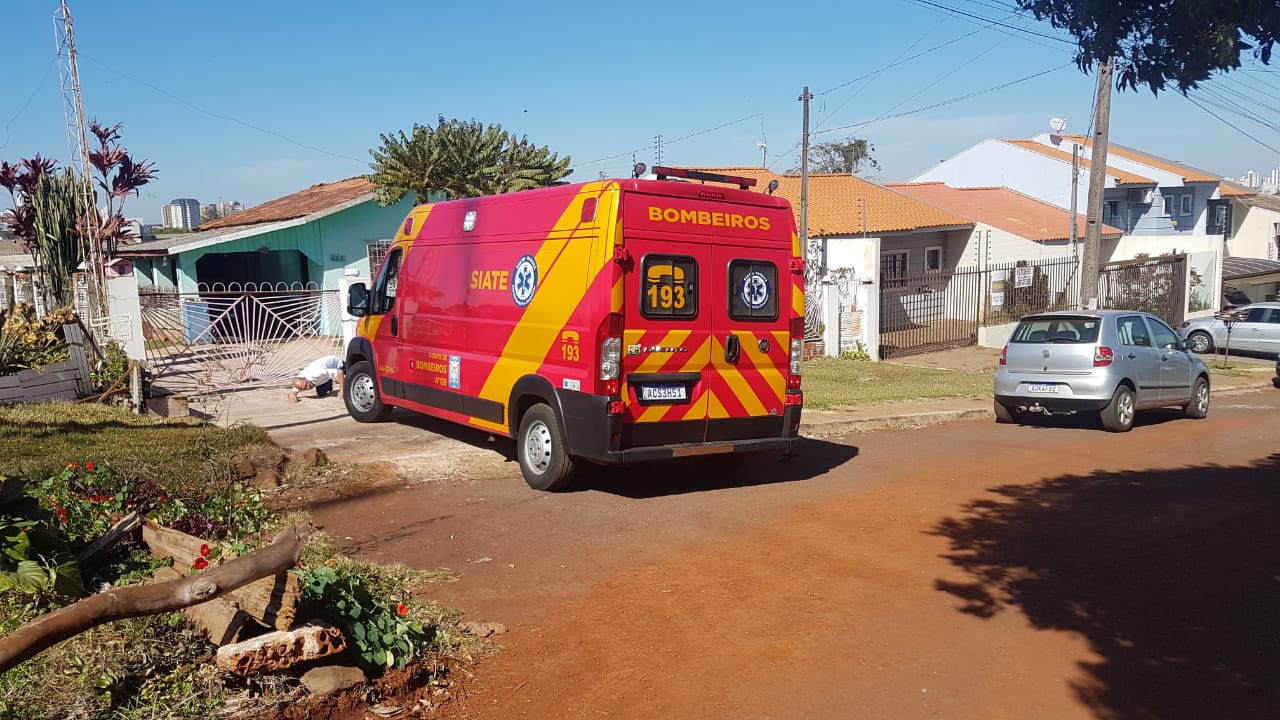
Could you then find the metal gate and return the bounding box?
[879,267,985,359]
[1097,254,1187,328]
[139,283,343,395]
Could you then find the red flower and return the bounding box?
[85,461,95,472]
[59,516,68,524]
[66,462,76,470]
[396,602,409,616]
[192,557,209,571]
[199,543,211,558]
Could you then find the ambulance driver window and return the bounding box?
[372,248,402,314]
[641,255,697,319]
[728,260,778,321]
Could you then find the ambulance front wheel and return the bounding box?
[344,360,392,422]
[517,403,576,492]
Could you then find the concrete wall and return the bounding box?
[1229,203,1280,260]
[1104,233,1220,262]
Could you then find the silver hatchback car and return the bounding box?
[993,310,1211,432]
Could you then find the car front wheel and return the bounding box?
[344,360,392,422]
[1100,385,1136,432]
[1186,331,1214,354]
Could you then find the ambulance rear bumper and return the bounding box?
[611,436,799,463]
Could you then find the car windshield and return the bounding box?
[1010,316,1100,344]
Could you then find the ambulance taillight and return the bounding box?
[597,313,624,396]
[788,317,804,390]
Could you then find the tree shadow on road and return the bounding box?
[574,438,860,498]
[932,453,1280,720]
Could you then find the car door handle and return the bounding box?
[391,315,399,336]
[724,334,741,364]
[1126,353,1136,360]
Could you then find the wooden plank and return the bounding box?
[142,521,300,630]
[62,322,94,396]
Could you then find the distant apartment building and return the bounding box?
[161,198,201,229]
[201,199,244,223]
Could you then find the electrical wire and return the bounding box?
[1184,94,1280,156]
[0,56,58,152]
[81,54,366,164]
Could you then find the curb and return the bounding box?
[800,379,1275,438]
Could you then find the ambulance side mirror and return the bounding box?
[347,283,370,317]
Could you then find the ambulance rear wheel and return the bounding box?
[344,361,391,422]
[517,403,575,492]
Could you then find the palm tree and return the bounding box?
[368,116,572,205]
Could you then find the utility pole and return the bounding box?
[799,87,813,267]
[1080,58,1113,310]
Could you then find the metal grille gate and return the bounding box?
[139,283,343,395]
[1097,254,1187,328]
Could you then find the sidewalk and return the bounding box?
[798,348,1277,437]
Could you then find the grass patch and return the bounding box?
[802,358,994,409]
[0,402,271,485]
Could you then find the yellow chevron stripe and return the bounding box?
[712,337,768,417]
[476,183,617,424]
[705,390,728,420]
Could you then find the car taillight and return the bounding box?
[788,317,804,390]
[596,312,623,396]
[999,345,1008,366]
[1094,346,1114,367]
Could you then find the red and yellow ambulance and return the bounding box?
[344,167,804,490]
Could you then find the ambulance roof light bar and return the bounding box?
[652,166,757,190]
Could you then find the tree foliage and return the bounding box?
[1015,0,1279,93]
[799,137,880,175]
[368,117,572,205]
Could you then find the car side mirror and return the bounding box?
[347,283,369,318]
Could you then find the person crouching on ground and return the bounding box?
[287,355,345,403]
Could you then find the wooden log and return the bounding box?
[76,511,142,563]
[151,566,258,646]
[0,521,311,673]
[214,623,346,675]
[141,520,301,630]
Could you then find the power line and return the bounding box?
[81,54,366,164]
[1184,94,1280,156]
[0,56,58,152]
[901,0,1077,47]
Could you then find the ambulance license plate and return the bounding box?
[641,384,687,402]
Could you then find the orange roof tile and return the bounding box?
[889,182,1123,241]
[1058,135,1223,183]
[1217,180,1254,197]
[682,167,971,236]
[199,177,374,230]
[1002,139,1156,185]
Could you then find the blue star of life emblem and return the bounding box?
[741,270,770,310]
[512,254,538,307]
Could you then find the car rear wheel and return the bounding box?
[1183,376,1210,419]
[344,360,392,422]
[516,403,575,492]
[1100,385,1135,432]
[1186,331,1214,354]
[994,399,1016,424]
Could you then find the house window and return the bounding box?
[925,246,944,272]
[1162,195,1175,217]
[881,250,909,288]
[1102,200,1119,223]
[367,241,393,276]
[1180,194,1193,216]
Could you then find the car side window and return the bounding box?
[371,248,402,315]
[1265,309,1280,324]
[1146,317,1181,350]
[1246,307,1268,322]
[1116,315,1150,347]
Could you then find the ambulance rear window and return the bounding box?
[641,255,698,319]
[728,259,778,321]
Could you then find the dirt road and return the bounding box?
[305,390,1280,719]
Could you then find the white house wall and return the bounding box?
[1230,204,1280,260]
[959,224,1075,267]
[1104,233,1220,262]
[909,138,1094,210]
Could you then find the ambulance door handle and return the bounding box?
[390,314,399,336]
[724,334,741,364]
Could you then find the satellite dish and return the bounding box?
[1049,117,1067,133]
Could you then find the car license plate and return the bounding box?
[1028,383,1059,393]
[641,384,687,402]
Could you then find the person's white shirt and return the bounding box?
[297,355,343,385]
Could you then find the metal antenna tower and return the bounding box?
[54,0,107,324]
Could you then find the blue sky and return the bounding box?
[3,0,1278,225]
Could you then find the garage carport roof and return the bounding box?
[1222,256,1280,280]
